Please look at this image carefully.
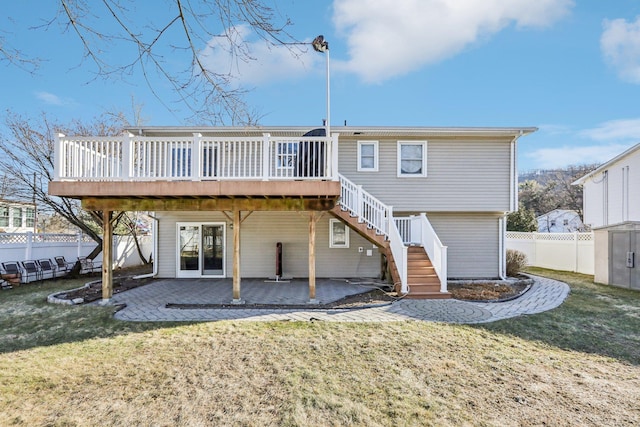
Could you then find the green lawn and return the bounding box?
[0,270,639,426]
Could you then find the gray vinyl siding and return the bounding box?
[339,137,513,212]
[155,211,380,278]
[427,212,502,278]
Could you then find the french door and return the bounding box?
[177,223,225,278]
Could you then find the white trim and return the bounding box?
[397,141,427,177]
[176,222,226,278]
[357,140,379,172]
[329,219,350,248]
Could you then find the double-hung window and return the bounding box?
[0,206,8,227]
[397,141,427,177]
[357,141,378,172]
[12,207,22,227]
[329,219,349,248]
[26,208,35,228]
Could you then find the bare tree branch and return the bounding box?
[28,0,301,125]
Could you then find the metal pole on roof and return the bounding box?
[312,35,330,136]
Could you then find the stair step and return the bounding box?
[408,280,438,285]
[405,292,451,300]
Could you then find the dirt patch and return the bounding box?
[448,277,532,302]
[56,265,154,303]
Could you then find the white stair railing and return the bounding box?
[394,214,448,293]
[388,212,408,294]
[338,174,413,293]
[337,174,390,237]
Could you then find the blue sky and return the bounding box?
[2,0,640,172]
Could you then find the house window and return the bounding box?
[563,219,569,226]
[329,219,349,248]
[397,141,427,177]
[12,207,22,227]
[550,220,556,227]
[357,141,378,171]
[0,206,8,227]
[26,208,35,228]
[277,142,297,170]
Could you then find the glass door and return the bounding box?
[177,223,225,278]
[202,225,224,276]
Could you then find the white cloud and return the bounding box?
[526,143,633,169]
[579,118,640,141]
[601,16,640,84]
[198,25,321,87]
[526,118,640,169]
[35,91,66,106]
[332,0,574,83]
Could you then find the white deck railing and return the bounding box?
[54,133,339,181]
[394,214,448,293]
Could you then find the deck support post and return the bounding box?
[232,209,243,304]
[102,210,113,302]
[308,211,318,304]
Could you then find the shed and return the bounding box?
[593,221,640,290]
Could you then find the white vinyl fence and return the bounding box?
[0,232,152,269]
[506,232,594,275]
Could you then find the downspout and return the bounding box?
[133,213,159,279]
[510,131,521,212]
[502,131,521,280]
[499,215,507,280]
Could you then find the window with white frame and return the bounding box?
[397,141,427,177]
[12,207,22,227]
[26,208,35,228]
[0,206,8,227]
[329,219,349,248]
[357,141,378,171]
[276,141,297,170]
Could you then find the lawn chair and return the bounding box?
[78,256,102,274]
[1,261,23,286]
[37,259,57,280]
[0,265,12,289]
[20,260,43,283]
[54,256,75,276]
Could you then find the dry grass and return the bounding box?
[1,270,639,426]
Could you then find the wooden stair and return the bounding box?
[330,206,450,299]
[329,206,388,248]
[405,246,451,299]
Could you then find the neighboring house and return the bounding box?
[49,126,536,302]
[0,199,36,233]
[573,143,640,290]
[573,142,640,229]
[536,209,585,233]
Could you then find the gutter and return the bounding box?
[133,213,158,279]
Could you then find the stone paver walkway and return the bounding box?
[106,275,570,323]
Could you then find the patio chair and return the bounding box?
[0,265,12,289]
[78,256,102,274]
[20,260,42,283]
[1,261,23,286]
[54,256,75,276]
[37,259,57,280]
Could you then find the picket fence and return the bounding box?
[506,231,594,275]
[0,232,152,269]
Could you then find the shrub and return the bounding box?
[506,249,528,277]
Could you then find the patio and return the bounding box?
[106,277,386,307]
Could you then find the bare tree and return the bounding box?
[0,112,131,271]
[2,1,301,125]
[518,164,598,219]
